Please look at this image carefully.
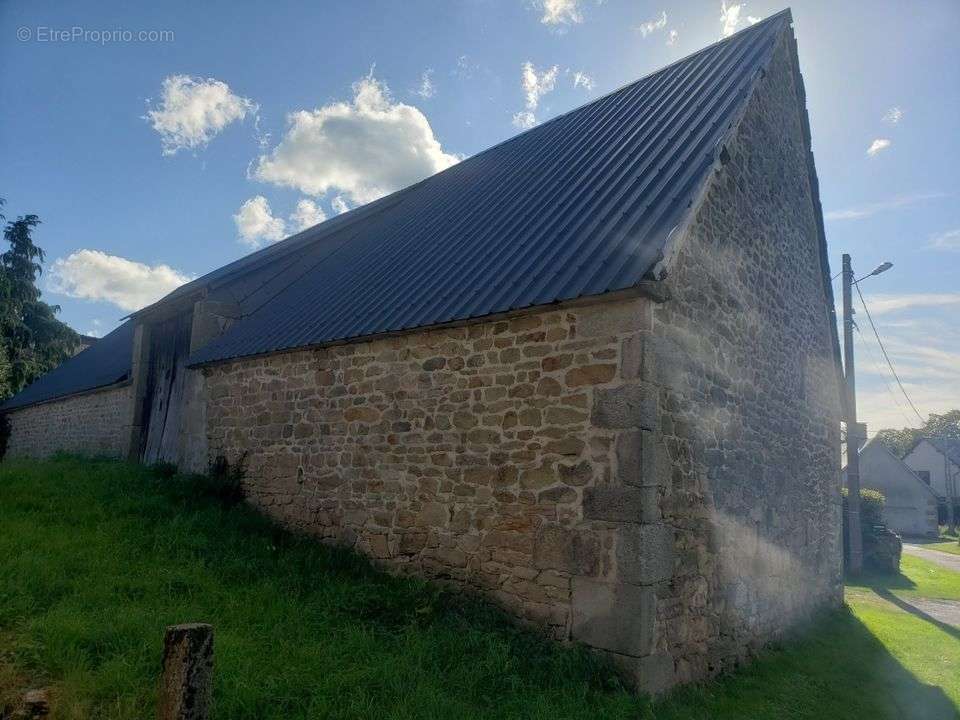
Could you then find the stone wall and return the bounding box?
[204,297,665,644]
[200,28,842,694]
[4,385,133,459]
[645,31,843,684]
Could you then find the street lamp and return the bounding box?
[854,261,893,284]
[841,255,893,575]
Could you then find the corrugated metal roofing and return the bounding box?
[3,10,798,411]
[1,320,134,411]
[190,10,792,366]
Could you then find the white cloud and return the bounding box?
[637,11,667,37]
[862,293,960,316]
[254,73,458,206]
[415,69,436,98]
[718,3,760,38]
[883,106,903,124]
[866,138,891,156]
[572,70,595,92]
[47,250,192,312]
[84,319,105,338]
[824,192,946,221]
[453,55,479,80]
[144,75,257,156]
[331,195,351,215]
[513,62,559,128]
[852,311,960,430]
[720,2,743,37]
[667,29,679,45]
[539,0,583,26]
[234,196,286,248]
[290,199,327,232]
[512,111,537,130]
[521,62,559,111]
[928,228,960,251]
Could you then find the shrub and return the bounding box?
[842,487,885,529]
[842,488,900,573]
[843,487,885,529]
[202,452,248,506]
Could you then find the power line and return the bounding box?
[853,324,917,427]
[853,282,925,424]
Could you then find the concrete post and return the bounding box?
[841,253,863,575]
[158,623,213,720]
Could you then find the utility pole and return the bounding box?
[944,443,956,536]
[842,253,863,574]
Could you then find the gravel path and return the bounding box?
[903,543,960,574]
[901,597,960,628]
[896,543,960,629]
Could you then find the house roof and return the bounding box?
[1,320,134,411]
[188,10,794,366]
[911,436,960,468]
[848,438,941,499]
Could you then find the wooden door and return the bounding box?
[140,312,193,465]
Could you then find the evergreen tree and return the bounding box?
[0,198,79,399]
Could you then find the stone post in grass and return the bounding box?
[158,623,213,720]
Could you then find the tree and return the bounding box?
[874,411,960,458]
[0,198,79,399]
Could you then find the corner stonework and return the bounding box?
[570,307,677,694]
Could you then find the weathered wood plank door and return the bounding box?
[140,312,193,465]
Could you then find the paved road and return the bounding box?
[904,543,960,574]
[903,597,960,628]
[900,543,960,629]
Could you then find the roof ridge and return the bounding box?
[450,9,793,170]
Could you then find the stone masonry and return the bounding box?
[4,385,133,459]
[204,297,668,653]
[644,32,842,684]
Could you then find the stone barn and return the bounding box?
[2,11,843,693]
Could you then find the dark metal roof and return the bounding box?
[190,10,792,366]
[1,320,134,411]
[3,11,799,410]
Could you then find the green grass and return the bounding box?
[0,458,957,719]
[924,541,960,557]
[847,554,960,601]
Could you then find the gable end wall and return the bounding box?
[643,27,843,685]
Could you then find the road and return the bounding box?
[901,543,960,628]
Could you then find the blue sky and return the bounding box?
[1,0,958,431]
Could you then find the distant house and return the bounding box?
[844,439,939,537]
[904,437,960,522]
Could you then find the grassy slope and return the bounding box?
[0,458,957,720]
